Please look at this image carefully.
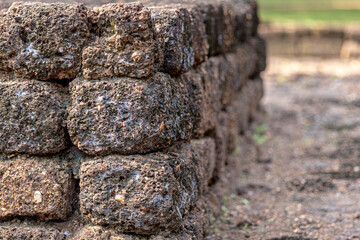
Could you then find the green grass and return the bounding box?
[257,0,360,24]
[258,0,360,10]
[260,9,360,24]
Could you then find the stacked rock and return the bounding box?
[0,0,266,239]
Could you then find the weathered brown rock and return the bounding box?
[0,226,63,240]
[83,3,162,79]
[149,4,208,75]
[68,72,193,156]
[0,74,68,155]
[236,42,257,81]
[248,77,264,119]
[0,155,74,220]
[0,2,90,80]
[232,0,259,41]
[213,112,230,181]
[226,77,264,137]
[80,152,198,234]
[187,5,209,65]
[150,6,193,75]
[250,36,267,77]
[72,225,195,240]
[74,198,210,239]
[169,138,216,194]
[180,60,220,138]
[198,2,236,55]
[213,53,248,108]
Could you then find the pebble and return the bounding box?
[34,191,42,204]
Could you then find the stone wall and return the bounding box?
[0,0,266,239]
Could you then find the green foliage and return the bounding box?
[253,124,268,145]
[242,199,250,205]
[258,0,360,24]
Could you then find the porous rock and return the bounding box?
[250,36,267,77]
[198,2,236,55]
[79,152,198,234]
[74,198,210,239]
[0,74,68,155]
[169,138,216,194]
[83,3,162,79]
[0,2,90,80]
[150,4,208,75]
[232,0,259,41]
[180,60,220,138]
[0,226,63,240]
[226,77,263,136]
[236,42,257,80]
[72,225,195,240]
[0,155,74,220]
[68,72,193,156]
[213,112,230,181]
[150,6,193,75]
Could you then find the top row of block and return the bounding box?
[0,0,258,81]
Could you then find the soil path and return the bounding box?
[209,57,360,240]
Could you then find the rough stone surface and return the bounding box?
[198,2,236,55]
[248,77,264,119]
[68,72,193,156]
[149,4,208,75]
[0,74,68,155]
[213,112,229,181]
[72,225,195,240]
[0,2,90,80]
[180,60,220,138]
[83,3,162,79]
[169,138,216,194]
[250,36,267,77]
[80,152,198,234]
[150,6,194,75]
[74,197,210,239]
[187,5,209,65]
[227,77,263,136]
[236,42,257,80]
[0,155,74,220]
[232,0,259,41]
[0,226,63,240]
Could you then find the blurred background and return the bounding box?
[258,0,360,26]
[258,0,360,58]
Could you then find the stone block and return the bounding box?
[216,53,246,108]
[247,77,264,119]
[0,155,74,220]
[79,152,198,234]
[232,0,259,41]
[150,6,194,75]
[250,36,267,76]
[68,72,193,156]
[0,226,63,240]
[169,138,216,194]
[236,42,257,80]
[74,197,210,239]
[83,3,162,79]
[187,5,209,65]
[180,60,220,138]
[198,2,236,55]
[213,112,229,181]
[72,225,194,240]
[149,4,209,75]
[226,77,263,136]
[0,2,90,80]
[0,74,68,155]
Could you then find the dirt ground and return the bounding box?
[208,57,360,240]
